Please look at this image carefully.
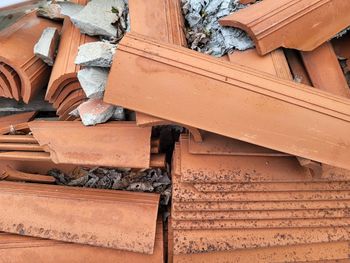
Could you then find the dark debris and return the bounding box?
[48,167,172,205]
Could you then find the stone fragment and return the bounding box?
[36,4,64,21]
[71,0,126,38]
[34,27,60,66]
[77,98,115,126]
[56,1,84,17]
[75,41,116,67]
[182,0,253,57]
[36,1,83,21]
[111,106,125,120]
[77,67,109,98]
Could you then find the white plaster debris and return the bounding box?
[56,0,84,18]
[71,0,127,38]
[37,1,83,21]
[182,0,254,57]
[75,41,116,67]
[77,68,109,99]
[77,98,115,126]
[36,4,64,21]
[34,27,60,66]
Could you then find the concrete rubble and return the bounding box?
[75,41,116,67]
[36,4,65,21]
[77,67,109,98]
[77,98,115,126]
[71,0,128,38]
[34,27,60,66]
[182,0,254,56]
[37,1,84,21]
[1,0,350,262]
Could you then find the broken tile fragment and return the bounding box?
[77,98,115,126]
[77,67,109,98]
[36,4,64,21]
[71,0,126,38]
[34,27,60,66]
[75,41,116,67]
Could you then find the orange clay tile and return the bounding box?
[172,198,350,212]
[301,42,350,98]
[173,174,350,203]
[57,100,83,120]
[0,165,55,183]
[0,112,36,130]
[227,48,292,80]
[0,220,164,263]
[0,122,30,135]
[0,143,43,152]
[105,32,350,170]
[172,218,350,231]
[28,121,153,168]
[0,112,36,135]
[129,0,186,46]
[332,33,350,72]
[173,227,350,255]
[177,135,349,184]
[0,181,160,254]
[150,154,166,168]
[188,131,288,156]
[46,0,96,102]
[0,68,13,98]
[171,242,349,263]
[0,12,62,103]
[129,0,188,127]
[56,89,86,116]
[171,138,350,258]
[0,63,20,100]
[0,159,77,175]
[53,81,81,108]
[219,0,350,55]
[0,151,51,162]
[172,208,350,221]
[284,49,312,85]
[0,135,37,144]
[48,78,76,103]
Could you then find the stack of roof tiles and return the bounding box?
[45,0,93,120]
[1,0,350,262]
[168,134,350,262]
[0,12,61,103]
[102,0,350,262]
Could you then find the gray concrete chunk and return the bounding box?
[75,41,116,67]
[77,67,109,99]
[77,98,115,126]
[71,0,126,38]
[111,106,125,120]
[34,27,60,66]
[36,4,65,21]
[56,0,84,18]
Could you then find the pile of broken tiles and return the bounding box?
[0,0,350,262]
